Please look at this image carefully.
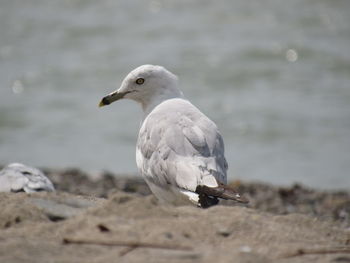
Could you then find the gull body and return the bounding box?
[0,163,55,193]
[99,65,247,207]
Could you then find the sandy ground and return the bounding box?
[0,168,349,263]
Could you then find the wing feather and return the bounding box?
[137,99,228,193]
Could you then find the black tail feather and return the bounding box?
[197,193,219,208]
[196,183,249,206]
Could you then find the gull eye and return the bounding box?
[136,78,145,85]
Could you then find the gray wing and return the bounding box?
[137,99,228,192]
[0,163,55,193]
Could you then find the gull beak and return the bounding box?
[98,90,128,107]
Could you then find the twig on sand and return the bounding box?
[281,246,350,258]
[119,246,138,256]
[63,237,192,256]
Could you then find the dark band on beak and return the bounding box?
[101,96,111,106]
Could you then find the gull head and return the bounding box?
[99,65,182,111]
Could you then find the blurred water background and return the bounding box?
[0,0,349,189]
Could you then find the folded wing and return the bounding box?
[137,99,228,193]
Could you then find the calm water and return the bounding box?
[0,0,349,189]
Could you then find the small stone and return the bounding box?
[217,227,232,237]
[239,245,252,253]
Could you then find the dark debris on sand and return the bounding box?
[43,168,151,198]
[43,168,350,228]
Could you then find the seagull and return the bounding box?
[0,163,55,193]
[99,65,248,207]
